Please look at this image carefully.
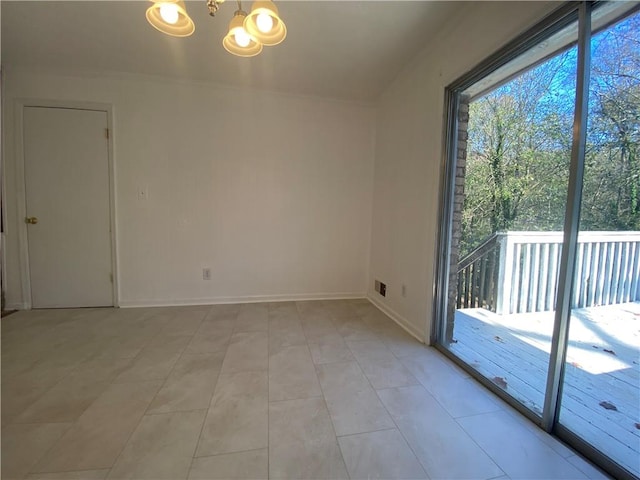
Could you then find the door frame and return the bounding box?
[14,99,119,308]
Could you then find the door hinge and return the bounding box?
[109,273,114,283]
[105,128,110,139]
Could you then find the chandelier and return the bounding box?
[145,0,287,57]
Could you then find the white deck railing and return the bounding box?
[457,231,640,315]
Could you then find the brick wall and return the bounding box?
[445,94,470,343]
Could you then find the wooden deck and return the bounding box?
[450,302,640,477]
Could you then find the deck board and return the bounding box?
[449,302,640,477]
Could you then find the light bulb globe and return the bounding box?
[244,1,286,46]
[235,29,251,47]
[223,8,263,56]
[256,13,273,33]
[159,3,180,24]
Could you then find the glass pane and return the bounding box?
[559,9,640,476]
[442,24,578,416]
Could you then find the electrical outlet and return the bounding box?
[202,268,211,280]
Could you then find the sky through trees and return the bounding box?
[461,10,640,257]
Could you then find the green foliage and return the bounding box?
[583,13,640,231]
[461,11,640,257]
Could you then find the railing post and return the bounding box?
[496,233,513,314]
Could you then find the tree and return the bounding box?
[582,13,640,231]
[462,52,574,255]
[461,10,640,257]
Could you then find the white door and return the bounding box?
[24,106,113,308]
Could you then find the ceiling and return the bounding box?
[1,1,465,102]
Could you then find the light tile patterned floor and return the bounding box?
[1,300,609,479]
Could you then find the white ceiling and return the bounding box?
[1,1,465,102]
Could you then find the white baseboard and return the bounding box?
[4,302,28,311]
[119,292,367,308]
[366,294,425,343]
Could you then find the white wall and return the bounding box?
[3,68,375,307]
[368,1,557,341]
[2,2,559,323]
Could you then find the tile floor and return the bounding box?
[1,299,610,479]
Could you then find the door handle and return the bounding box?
[25,216,38,225]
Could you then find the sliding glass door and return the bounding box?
[559,9,640,477]
[435,3,639,479]
[444,30,577,416]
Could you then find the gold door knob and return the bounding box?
[25,216,38,224]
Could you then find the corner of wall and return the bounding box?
[366,1,560,353]
[367,292,425,343]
